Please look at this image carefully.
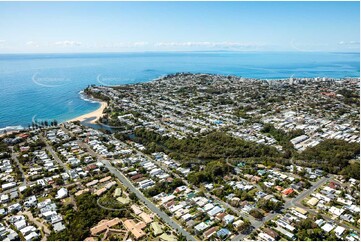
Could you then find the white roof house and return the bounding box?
[194,222,209,233]
[223,214,235,225]
[207,206,224,217]
[20,226,37,236]
[56,188,68,199]
[14,220,27,230]
[329,206,344,217]
[321,223,334,233]
[334,226,346,237]
[204,203,215,212]
[53,222,66,232]
[24,232,39,241]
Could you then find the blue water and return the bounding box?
[0,51,359,128]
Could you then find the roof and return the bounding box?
[123,219,146,240]
[90,218,121,235]
[274,226,294,239]
[216,212,226,220]
[223,214,235,223]
[75,188,89,196]
[203,226,219,238]
[321,223,334,233]
[233,220,244,228]
[263,228,279,239]
[24,232,39,241]
[195,222,209,232]
[204,203,214,211]
[294,207,308,215]
[99,176,112,183]
[84,237,98,241]
[131,205,142,215]
[217,228,231,237]
[151,222,163,236]
[86,179,99,187]
[139,212,153,224]
[53,222,66,232]
[95,187,107,196]
[307,197,319,206]
[282,188,294,195]
[207,206,224,216]
[117,197,130,205]
[114,188,122,197]
[159,233,178,241]
[334,226,345,235]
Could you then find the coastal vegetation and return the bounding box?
[260,123,304,157]
[187,160,231,185]
[48,193,130,241]
[131,126,360,179]
[143,178,184,197]
[296,139,360,177]
[84,85,110,102]
[29,120,58,130]
[133,128,281,161]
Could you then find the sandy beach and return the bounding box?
[66,101,108,124]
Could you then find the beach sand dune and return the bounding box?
[67,102,108,124]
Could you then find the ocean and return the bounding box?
[0,51,359,129]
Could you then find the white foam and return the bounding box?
[79,91,98,104]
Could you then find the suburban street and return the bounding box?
[101,159,196,241]
[10,147,27,186]
[232,175,334,241]
[64,127,196,241]
[62,125,359,241]
[40,134,69,172]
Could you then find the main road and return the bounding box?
[63,127,196,241]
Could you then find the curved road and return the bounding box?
[101,159,196,241]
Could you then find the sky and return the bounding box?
[0,1,359,53]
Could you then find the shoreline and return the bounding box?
[66,101,108,124]
[0,94,108,136]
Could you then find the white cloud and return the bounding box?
[110,42,149,48]
[0,40,5,48]
[25,41,39,47]
[132,41,149,47]
[54,40,82,47]
[153,41,262,49]
[338,40,359,45]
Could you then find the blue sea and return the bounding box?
[0,51,359,128]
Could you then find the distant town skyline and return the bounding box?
[0,1,359,53]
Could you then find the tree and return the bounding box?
[257,198,282,212]
[249,209,264,220]
[340,161,360,179]
[129,192,137,201]
[54,178,64,186]
[48,193,128,241]
[297,139,359,175]
[237,220,252,234]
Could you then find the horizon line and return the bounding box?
[0,50,360,55]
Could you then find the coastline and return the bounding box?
[66,101,108,124]
[0,93,108,135]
